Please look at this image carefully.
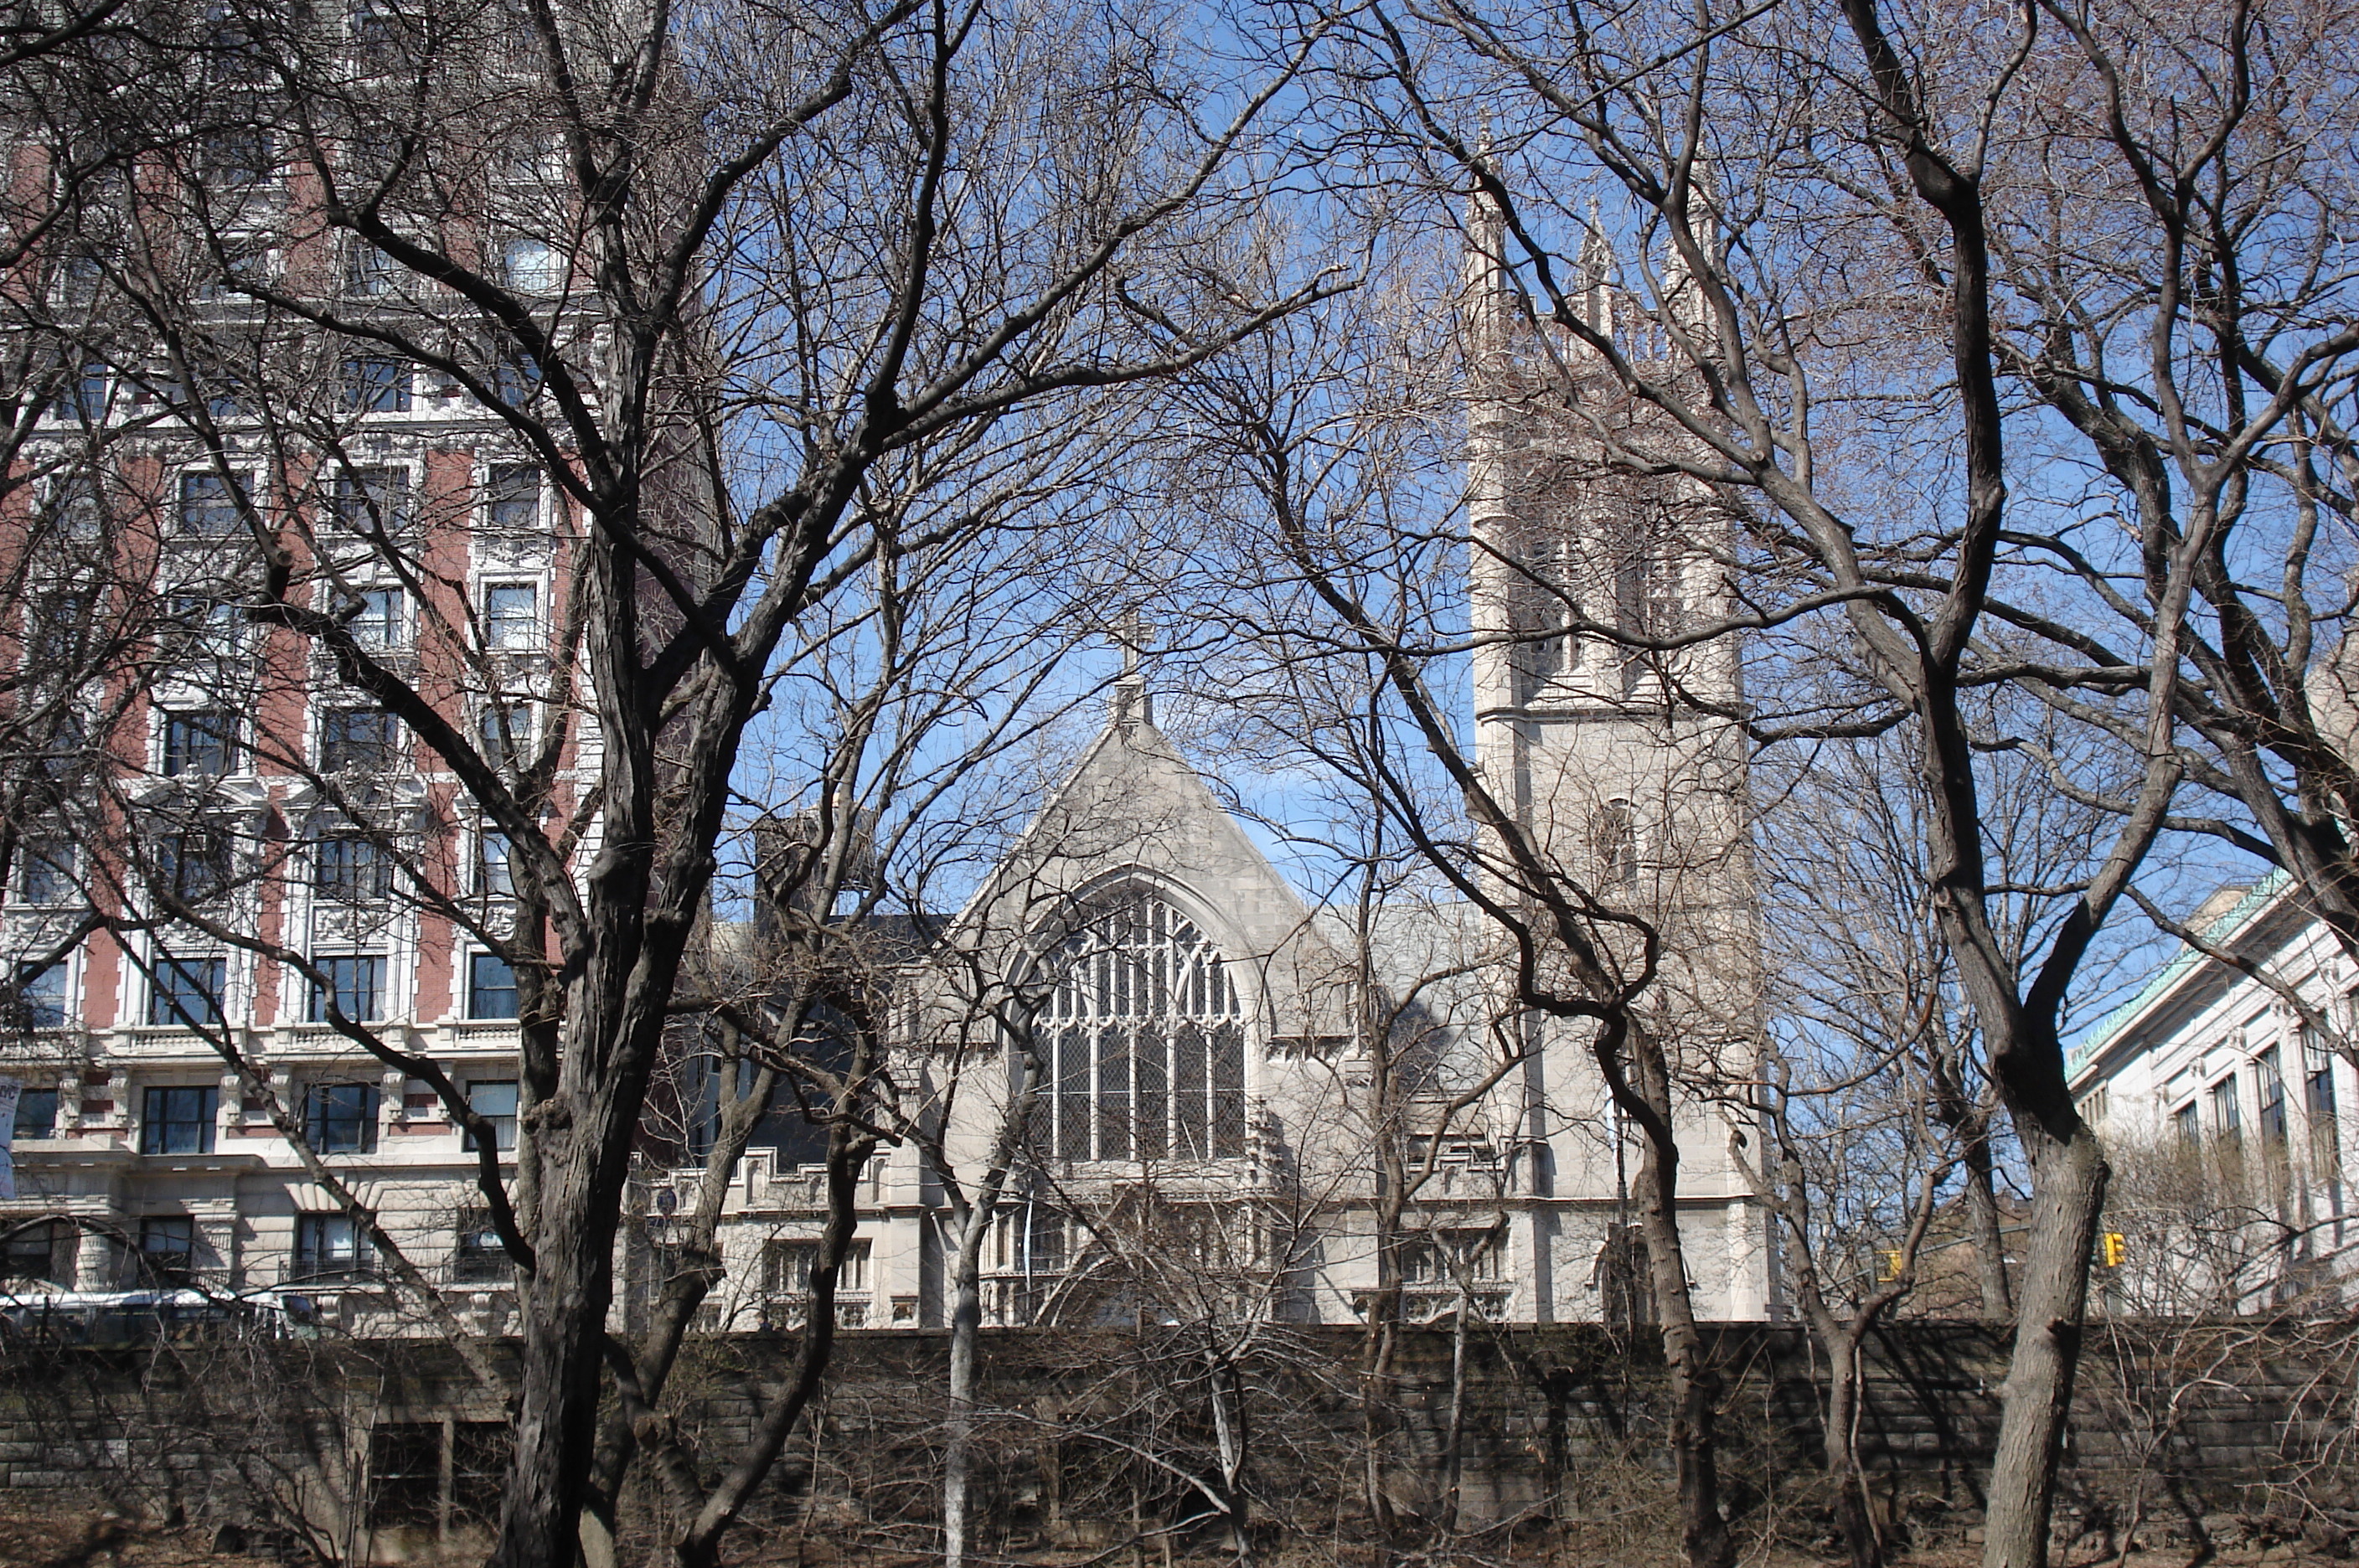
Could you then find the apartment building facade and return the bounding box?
[0,0,580,1329]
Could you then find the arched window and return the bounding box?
[1037,895,1246,1162]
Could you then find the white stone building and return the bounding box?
[662,685,1774,1334]
[2068,874,2359,1308]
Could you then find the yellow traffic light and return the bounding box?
[1878,1249,1904,1282]
[2101,1232,2126,1268]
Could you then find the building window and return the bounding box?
[361,1417,508,1530]
[331,466,409,534]
[140,1086,216,1153]
[463,1081,519,1150]
[452,1423,508,1526]
[1591,800,1639,888]
[204,372,250,422]
[315,834,391,902]
[45,469,104,535]
[763,1236,869,1297]
[1609,521,1685,692]
[994,1206,1068,1275]
[55,247,104,306]
[17,838,76,905]
[14,1086,58,1139]
[137,1215,197,1284]
[17,963,69,1029]
[351,586,405,648]
[483,582,538,649]
[485,464,539,532]
[197,235,274,301]
[2258,1047,2289,1148]
[452,1210,508,1280]
[199,127,272,187]
[0,1220,68,1284]
[343,240,397,297]
[169,595,245,665]
[25,588,93,673]
[2308,1053,2341,1172]
[1401,1228,1504,1287]
[202,13,267,87]
[2212,1076,2243,1150]
[468,954,519,1020]
[488,334,540,406]
[340,354,411,414]
[318,706,398,772]
[367,1421,441,1529]
[50,358,106,424]
[163,829,231,901]
[147,959,225,1030]
[178,471,246,535]
[30,709,84,787]
[163,710,235,776]
[495,132,562,185]
[475,830,514,896]
[309,957,385,1025]
[499,236,560,292]
[478,704,530,771]
[1508,536,1582,700]
[305,1081,379,1153]
[292,1213,373,1281]
[349,0,405,70]
[2173,1100,2202,1148]
[1037,894,1247,1163]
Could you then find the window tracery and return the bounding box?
[1037,894,1246,1162]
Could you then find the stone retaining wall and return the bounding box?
[0,1319,2345,1560]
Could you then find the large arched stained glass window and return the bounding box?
[1038,895,1246,1162]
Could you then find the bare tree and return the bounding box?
[1283,1,2356,1559]
[1154,228,1768,1568]
[1762,727,2036,1331]
[0,0,1344,1562]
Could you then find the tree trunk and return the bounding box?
[1824,1331,1882,1568]
[1361,1310,1400,1539]
[937,1041,1040,1568]
[1641,1191,1733,1568]
[1980,1123,2108,1568]
[1963,1129,2015,1323]
[1439,1288,1469,1535]
[1623,1026,1735,1568]
[490,1138,616,1568]
[1360,1065,1407,1545]
[944,1210,986,1568]
[1205,1352,1252,1568]
[671,1118,875,1568]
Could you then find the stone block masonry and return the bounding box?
[0,1321,2345,1560]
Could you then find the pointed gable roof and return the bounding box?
[947,716,1352,1037]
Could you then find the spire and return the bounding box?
[1110,611,1153,734]
[1578,197,1613,335]
[1659,156,1720,345]
[1459,133,1509,355]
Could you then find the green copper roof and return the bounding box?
[2068,870,2291,1079]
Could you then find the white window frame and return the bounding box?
[480,579,541,651]
[174,466,260,538]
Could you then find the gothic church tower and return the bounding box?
[1463,196,1772,1320]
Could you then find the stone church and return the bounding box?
[666,217,1777,1333]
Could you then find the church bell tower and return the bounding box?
[1462,191,1772,1321]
